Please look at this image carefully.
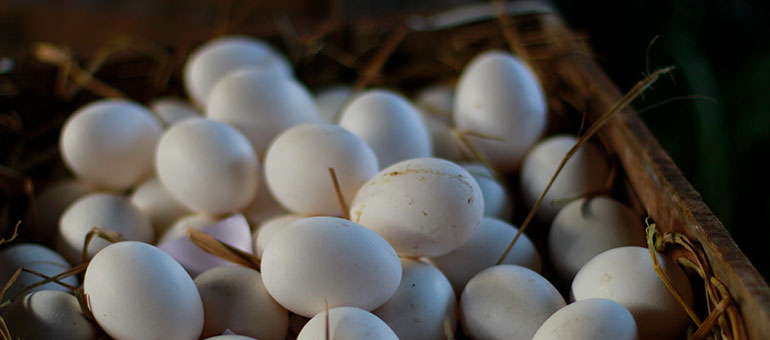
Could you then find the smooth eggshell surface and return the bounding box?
[0,244,79,299]
[57,193,154,264]
[253,214,303,258]
[315,85,353,123]
[549,196,646,284]
[453,50,547,171]
[532,298,638,340]
[339,89,431,168]
[350,157,484,257]
[297,307,398,340]
[158,213,220,244]
[195,266,288,339]
[571,246,693,340]
[34,179,99,244]
[372,259,457,340]
[60,99,162,190]
[4,290,98,340]
[261,217,401,317]
[460,265,565,340]
[130,177,190,237]
[264,123,379,216]
[150,97,200,126]
[84,241,204,340]
[240,167,289,227]
[462,163,513,219]
[155,118,259,214]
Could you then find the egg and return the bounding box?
[60,99,162,190]
[183,36,292,107]
[240,167,289,227]
[150,97,200,126]
[0,244,79,299]
[3,290,98,340]
[297,307,398,340]
[261,216,401,317]
[84,241,204,340]
[520,135,611,222]
[315,85,354,123]
[461,163,513,219]
[57,193,154,264]
[204,336,257,340]
[460,265,565,340]
[532,298,638,340]
[549,196,646,283]
[195,266,288,339]
[415,85,454,118]
[253,214,303,258]
[571,246,693,340]
[129,177,190,237]
[419,111,467,162]
[427,217,540,294]
[372,259,457,340]
[350,157,483,257]
[34,179,99,244]
[206,69,319,156]
[338,89,431,168]
[453,50,547,172]
[264,123,379,216]
[155,117,259,214]
[158,213,220,244]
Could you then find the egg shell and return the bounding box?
[158,213,220,244]
[4,290,98,340]
[520,135,611,222]
[206,69,319,156]
[264,123,379,216]
[84,241,204,340]
[419,111,467,162]
[461,163,513,219]
[549,196,646,283]
[240,167,289,227]
[195,266,288,339]
[571,246,693,340]
[532,298,638,340]
[261,216,402,317]
[339,89,432,168]
[415,84,454,118]
[428,217,541,295]
[253,214,303,258]
[372,259,457,340]
[57,193,154,264]
[315,85,354,123]
[150,97,200,126]
[158,214,253,278]
[60,99,162,190]
[155,117,259,214]
[350,157,484,257]
[34,179,99,244]
[183,36,292,107]
[130,177,190,237]
[297,307,398,340]
[460,265,565,340]
[0,244,79,299]
[453,50,547,171]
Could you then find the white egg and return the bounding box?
[571,246,693,340]
[240,166,289,227]
[60,99,162,190]
[158,213,220,244]
[428,217,540,294]
[532,298,638,340]
[339,89,431,168]
[461,163,513,219]
[195,266,288,340]
[261,217,401,317]
[264,123,379,216]
[549,196,646,283]
[520,135,611,222]
[130,177,190,237]
[253,214,303,258]
[206,69,319,156]
[350,157,483,257]
[155,117,259,214]
[0,244,79,299]
[183,36,292,107]
[57,193,154,264]
[314,85,353,123]
[453,50,547,172]
[419,111,467,162]
[34,179,99,244]
[460,265,565,340]
[415,85,454,118]
[297,307,398,340]
[84,241,204,340]
[4,290,98,340]
[150,97,200,126]
[372,259,457,340]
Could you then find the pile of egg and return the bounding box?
[2,36,694,340]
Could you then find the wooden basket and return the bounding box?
[1,1,768,339]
